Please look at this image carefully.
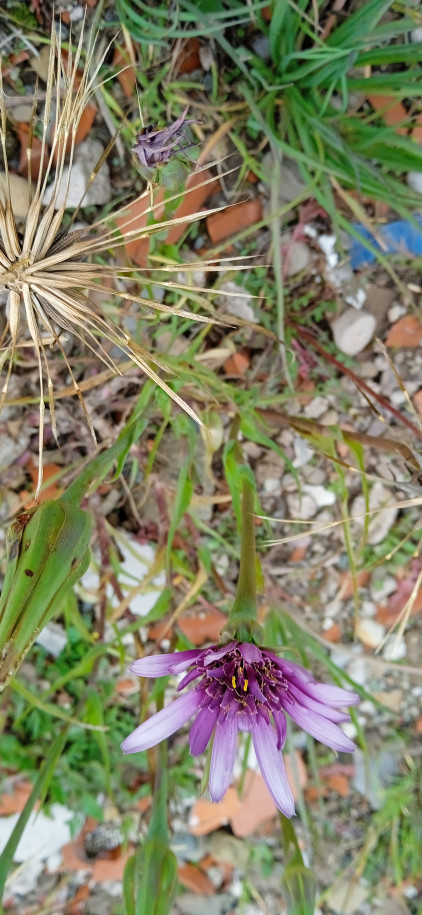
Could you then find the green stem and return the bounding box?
[148,739,169,844]
[223,475,262,643]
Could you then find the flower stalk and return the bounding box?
[222,472,262,644]
[123,734,178,915]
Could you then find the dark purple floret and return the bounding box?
[121,641,359,817]
[133,108,195,170]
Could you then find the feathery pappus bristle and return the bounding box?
[0,20,238,498]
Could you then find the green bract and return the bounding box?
[0,499,91,691]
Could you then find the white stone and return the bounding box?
[388,303,406,323]
[69,5,85,20]
[79,532,165,618]
[216,281,257,322]
[0,172,32,219]
[285,240,311,276]
[0,804,74,895]
[353,481,398,545]
[332,307,376,356]
[346,655,368,684]
[320,408,339,425]
[407,171,422,194]
[42,138,111,210]
[356,618,385,649]
[318,233,338,267]
[286,492,317,520]
[341,721,357,740]
[260,152,306,204]
[411,27,422,42]
[304,396,328,419]
[263,477,280,493]
[303,483,336,508]
[11,103,34,122]
[35,622,67,657]
[345,286,367,309]
[361,600,377,618]
[30,45,51,82]
[292,436,313,467]
[382,636,407,661]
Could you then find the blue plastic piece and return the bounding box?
[349,214,422,269]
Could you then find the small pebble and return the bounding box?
[263,477,280,493]
[43,138,111,209]
[342,721,358,739]
[407,171,422,194]
[382,636,407,661]
[303,483,336,508]
[356,618,385,648]
[69,5,85,21]
[286,492,317,520]
[0,172,32,219]
[284,240,311,277]
[332,308,376,356]
[216,282,257,323]
[304,396,328,419]
[388,303,407,323]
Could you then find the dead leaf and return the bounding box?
[175,37,202,75]
[223,351,250,377]
[178,605,227,645]
[323,622,342,643]
[115,169,218,267]
[113,47,137,99]
[324,773,350,797]
[16,122,50,181]
[230,771,277,838]
[189,788,241,836]
[178,862,214,895]
[206,198,262,243]
[368,95,408,135]
[0,781,33,815]
[385,315,422,348]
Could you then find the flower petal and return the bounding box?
[203,642,236,665]
[287,685,351,723]
[251,718,295,817]
[189,706,218,756]
[208,717,238,802]
[302,682,360,707]
[177,667,203,691]
[283,699,356,753]
[121,691,199,754]
[272,709,287,750]
[239,642,262,663]
[130,649,201,679]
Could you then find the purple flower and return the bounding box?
[121,642,359,817]
[133,108,195,170]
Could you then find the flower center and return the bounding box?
[232,666,249,693]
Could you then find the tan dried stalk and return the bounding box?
[0,23,232,497]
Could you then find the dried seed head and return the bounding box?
[0,23,215,497]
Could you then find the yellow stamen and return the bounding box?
[243,679,248,692]
[232,675,237,689]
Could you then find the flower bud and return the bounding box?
[0,500,91,690]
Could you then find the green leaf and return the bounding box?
[166,458,193,563]
[0,723,69,904]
